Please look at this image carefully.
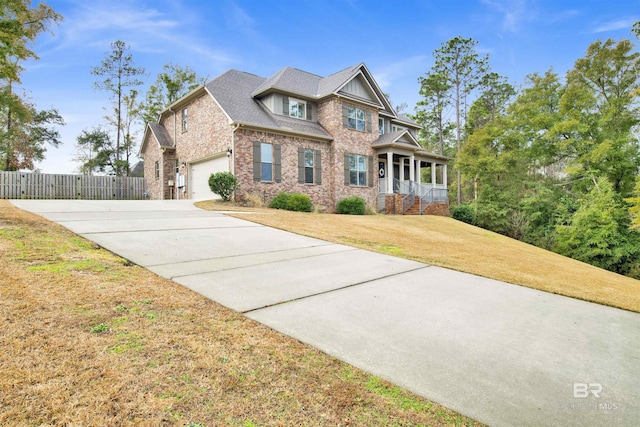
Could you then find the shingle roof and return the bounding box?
[317,64,361,97]
[149,122,174,148]
[251,64,363,99]
[251,67,322,98]
[206,69,332,139]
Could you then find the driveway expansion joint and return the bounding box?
[241,265,432,314]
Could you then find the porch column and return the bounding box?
[399,157,405,181]
[416,160,421,184]
[386,151,394,194]
[409,154,415,182]
[432,162,437,187]
[442,162,448,188]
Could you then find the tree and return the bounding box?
[554,38,640,197]
[555,178,640,277]
[0,90,63,170]
[0,0,62,83]
[138,63,205,124]
[414,72,453,155]
[75,127,116,175]
[426,37,489,203]
[91,40,145,176]
[466,72,515,132]
[1,0,62,171]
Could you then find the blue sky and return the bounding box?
[19,0,639,174]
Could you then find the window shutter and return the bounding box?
[306,103,312,121]
[298,147,305,183]
[283,97,289,116]
[368,155,374,187]
[342,104,349,127]
[366,111,372,133]
[274,144,282,183]
[253,141,261,181]
[344,152,350,185]
[315,150,322,184]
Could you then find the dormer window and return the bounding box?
[289,98,306,119]
[282,96,308,119]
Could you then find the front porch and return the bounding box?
[376,153,449,215]
[371,130,450,215]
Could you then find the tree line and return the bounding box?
[413,26,640,278]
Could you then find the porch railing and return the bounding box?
[402,187,416,214]
[419,187,449,213]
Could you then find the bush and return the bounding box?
[208,172,238,201]
[286,193,313,212]
[269,192,291,210]
[452,204,475,224]
[336,196,366,215]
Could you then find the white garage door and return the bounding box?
[190,156,229,200]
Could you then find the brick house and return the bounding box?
[139,63,449,214]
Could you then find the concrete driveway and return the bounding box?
[12,199,640,427]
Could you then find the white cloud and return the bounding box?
[481,0,533,33]
[593,18,638,33]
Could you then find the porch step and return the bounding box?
[403,196,422,215]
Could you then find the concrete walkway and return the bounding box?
[12,199,640,427]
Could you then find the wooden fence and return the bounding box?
[0,171,146,200]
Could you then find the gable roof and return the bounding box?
[373,130,451,160]
[372,130,421,150]
[139,122,174,155]
[149,122,174,148]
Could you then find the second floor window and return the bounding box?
[289,98,306,119]
[348,106,366,131]
[379,118,384,135]
[181,108,188,132]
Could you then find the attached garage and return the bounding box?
[189,155,229,200]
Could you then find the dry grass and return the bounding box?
[0,199,481,427]
[196,200,640,313]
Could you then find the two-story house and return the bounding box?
[140,63,449,214]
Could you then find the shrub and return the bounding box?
[208,172,238,201]
[286,193,313,212]
[269,192,290,210]
[451,204,475,224]
[336,196,366,215]
[242,192,264,208]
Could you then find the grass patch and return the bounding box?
[196,199,640,313]
[0,200,482,426]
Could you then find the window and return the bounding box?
[349,154,367,186]
[298,148,321,185]
[181,108,188,132]
[378,118,384,135]
[289,98,306,119]
[304,149,314,184]
[261,143,273,182]
[391,124,405,132]
[154,161,159,179]
[348,106,366,131]
[175,159,180,174]
[253,142,281,183]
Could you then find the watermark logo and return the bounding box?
[574,383,602,398]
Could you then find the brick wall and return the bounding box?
[234,129,334,210]
[317,97,379,210]
[141,137,164,199]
